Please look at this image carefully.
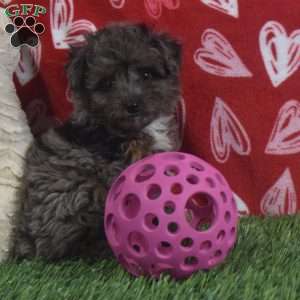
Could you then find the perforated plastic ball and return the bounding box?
[104,152,238,279]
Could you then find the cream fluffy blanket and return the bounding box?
[0,9,33,261]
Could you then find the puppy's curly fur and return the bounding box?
[12,23,182,260]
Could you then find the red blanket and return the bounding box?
[1,0,300,216]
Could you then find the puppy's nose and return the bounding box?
[126,102,140,115]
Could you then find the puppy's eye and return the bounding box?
[139,68,160,81]
[97,78,114,91]
[143,71,153,80]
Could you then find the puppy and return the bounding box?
[12,23,182,260]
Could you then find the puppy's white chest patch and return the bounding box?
[143,116,174,152]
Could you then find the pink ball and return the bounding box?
[104,152,238,279]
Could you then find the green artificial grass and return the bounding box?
[1,216,300,300]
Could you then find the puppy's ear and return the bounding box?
[65,44,89,94]
[151,32,182,74]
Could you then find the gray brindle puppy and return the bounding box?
[12,23,182,260]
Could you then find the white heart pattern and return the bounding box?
[233,193,250,217]
[194,29,252,77]
[266,100,300,155]
[15,44,42,86]
[261,168,297,216]
[0,0,12,5]
[144,0,180,19]
[144,0,162,19]
[210,97,251,163]
[109,0,180,18]
[259,21,300,87]
[50,0,96,49]
[109,0,126,8]
[200,0,239,18]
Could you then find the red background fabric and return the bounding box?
[1,0,300,216]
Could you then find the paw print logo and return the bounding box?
[5,16,45,48]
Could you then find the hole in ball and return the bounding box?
[217,230,226,241]
[122,194,140,219]
[186,174,199,185]
[157,241,172,257]
[164,165,179,177]
[164,201,176,214]
[135,164,156,183]
[147,184,162,200]
[185,193,216,232]
[171,183,183,195]
[200,240,212,251]
[144,213,159,230]
[181,237,194,248]
[128,232,148,256]
[190,161,205,172]
[167,222,179,234]
[225,211,231,223]
[184,256,198,266]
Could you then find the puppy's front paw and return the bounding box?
[122,134,154,164]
